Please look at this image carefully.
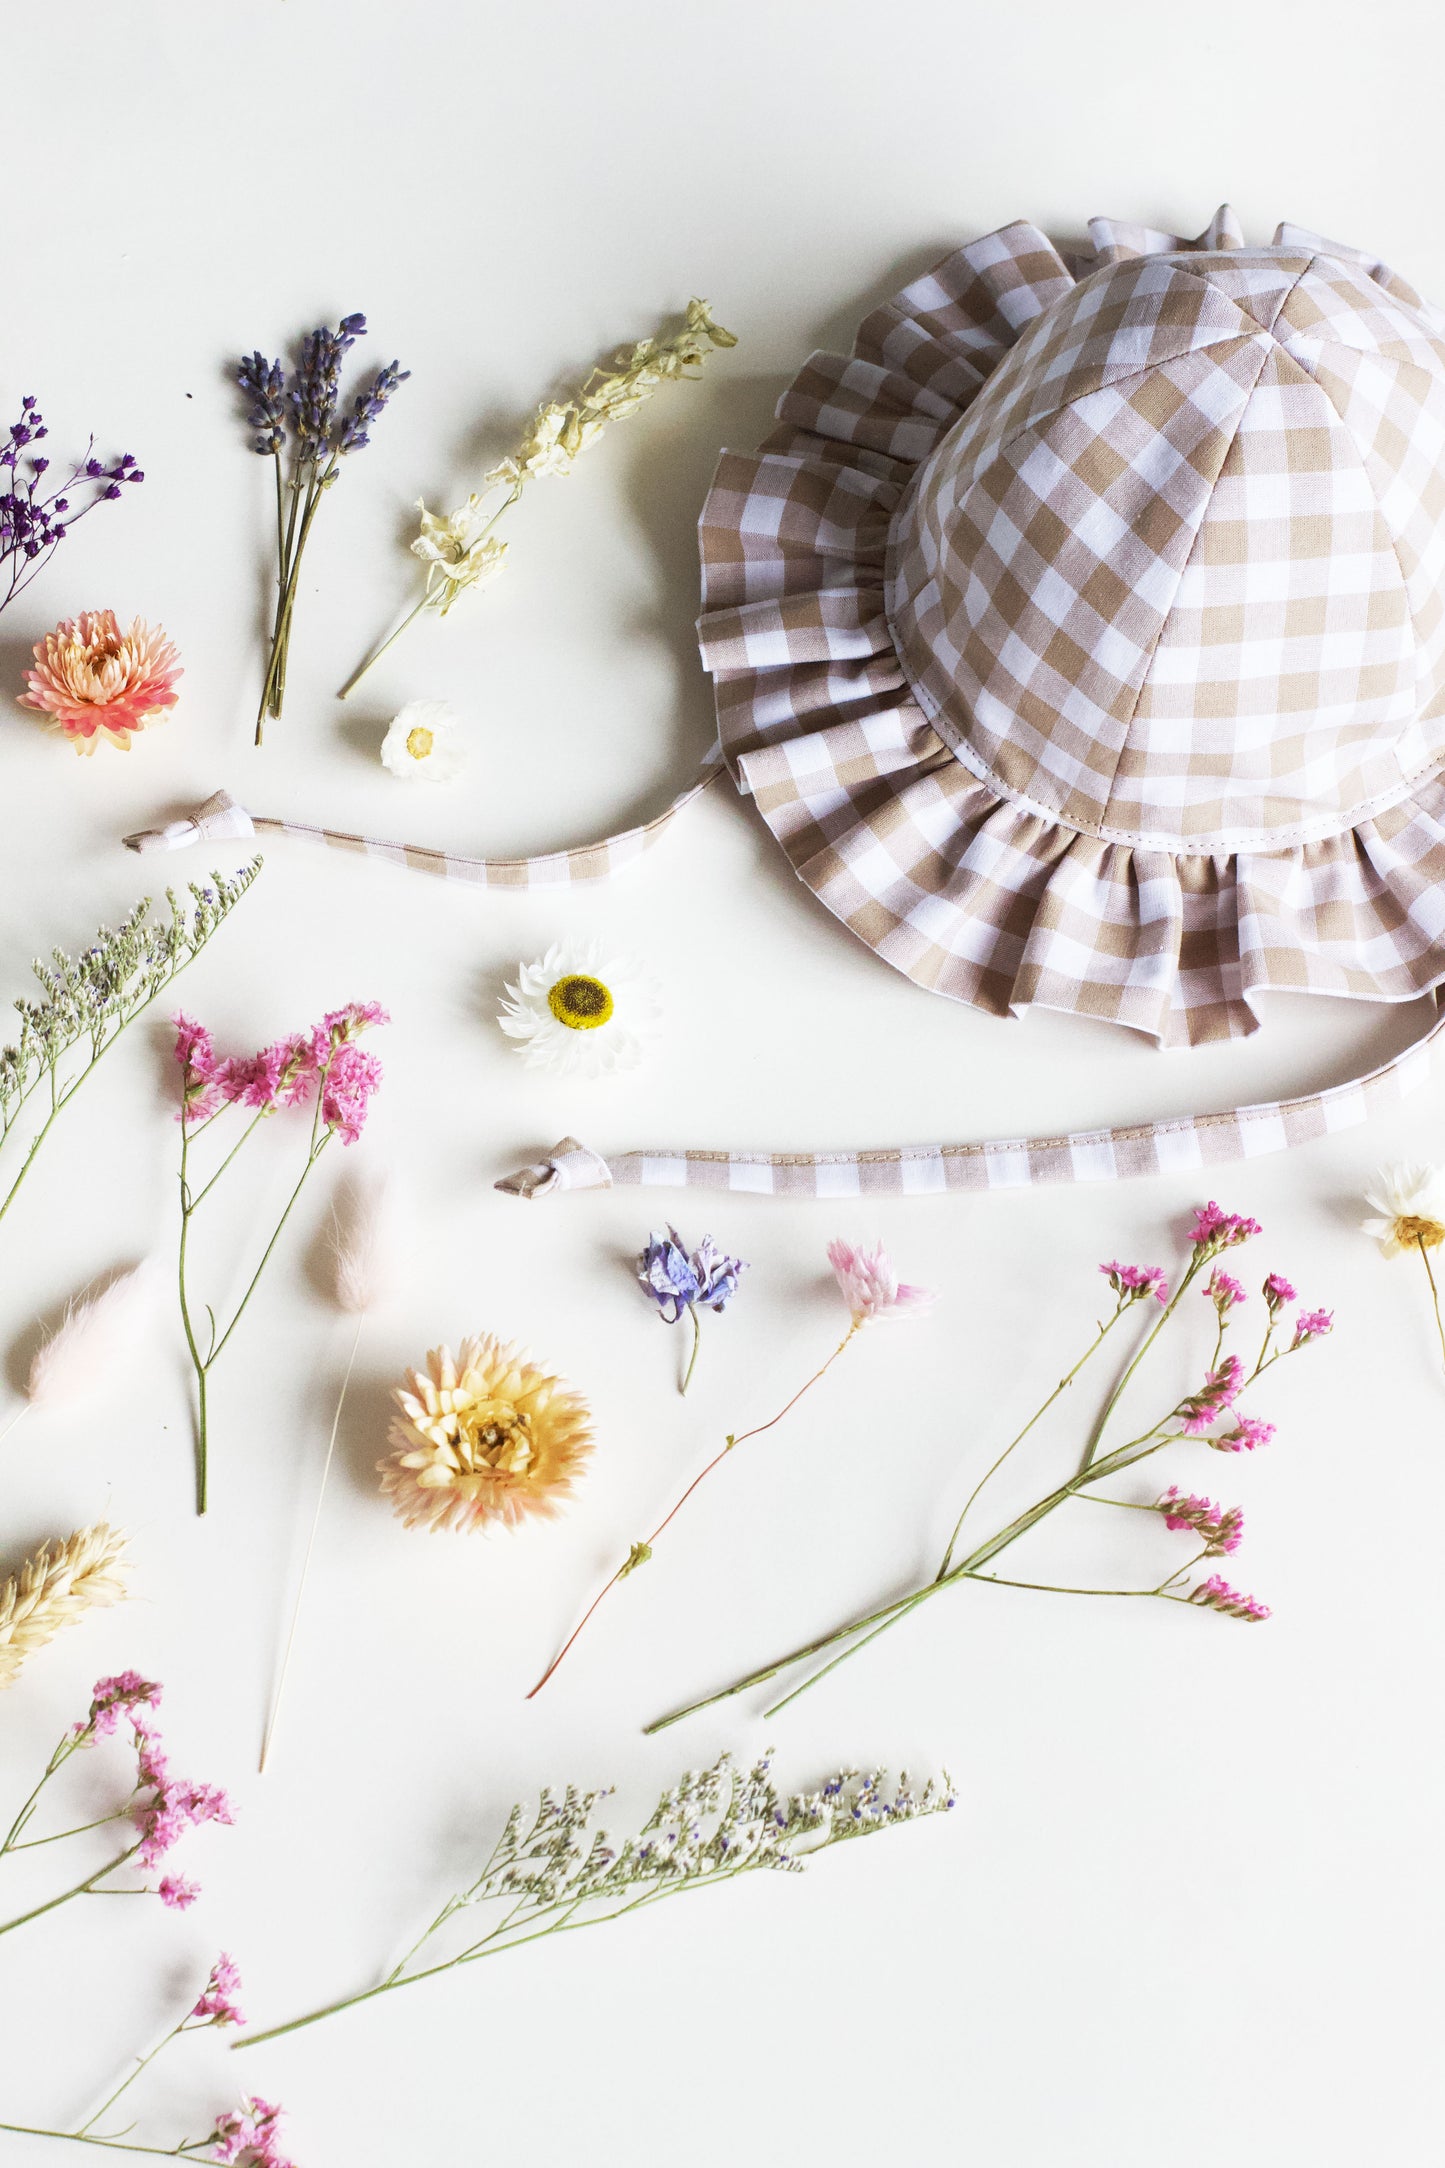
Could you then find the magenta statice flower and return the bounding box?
[1213,1413,1275,1454]
[191,1952,247,2030]
[1188,1201,1263,1254]
[158,1873,200,1911]
[1177,1353,1243,1435]
[1205,1268,1245,1312]
[208,2095,295,2168]
[1188,1573,1270,1622]
[85,1671,162,1739]
[1263,1273,1297,1308]
[1100,1260,1168,1305]
[319,1040,383,1145]
[1292,1308,1334,1346]
[1156,1486,1244,1554]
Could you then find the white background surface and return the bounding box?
[0,3,1441,2162]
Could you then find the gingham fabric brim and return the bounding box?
[123,757,723,885]
[495,988,1445,1199]
[696,209,1445,1048]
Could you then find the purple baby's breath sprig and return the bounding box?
[0,395,142,617]
[236,311,409,741]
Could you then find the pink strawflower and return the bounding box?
[1177,1353,1243,1434]
[1214,1413,1275,1454]
[1156,1486,1244,1554]
[191,1952,246,2030]
[1263,1273,1297,1308]
[157,1873,200,1911]
[1205,1268,1245,1312]
[1292,1308,1334,1346]
[20,609,182,753]
[208,2096,294,2168]
[1100,1260,1168,1305]
[1188,1201,1262,1253]
[827,1238,933,1326]
[1189,1572,1270,1622]
[85,1671,161,1739]
[320,1039,384,1145]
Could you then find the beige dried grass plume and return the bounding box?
[0,1524,129,1690]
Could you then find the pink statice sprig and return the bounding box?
[1100,1260,1168,1307]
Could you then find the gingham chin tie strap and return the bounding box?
[123,752,723,886]
[496,995,1445,1199]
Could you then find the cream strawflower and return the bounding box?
[1362,1164,1445,1256]
[498,940,660,1079]
[379,1335,593,1534]
[380,700,465,782]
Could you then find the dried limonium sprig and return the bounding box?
[1362,1163,1445,1380]
[527,1238,931,1698]
[0,395,143,620]
[636,1226,747,1394]
[647,1202,1334,1734]
[260,1167,401,1775]
[237,314,410,742]
[0,1671,234,1934]
[0,865,261,1242]
[338,296,737,696]
[173,1003,387,1514]
[0,1526,128,1692]
[238,1750,953,2052]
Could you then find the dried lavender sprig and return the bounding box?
[238,1752,954,2049]
[0,863,262,1234]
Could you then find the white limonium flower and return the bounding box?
[380,700,466,782]
[498,940,660,1080]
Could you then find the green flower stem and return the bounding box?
[0,2125,209,2159]
[525,1325,860,1699]
[680,1305,702,1397]
[338,483,521,700]
[0,1842,140,1940]
[936,1302,1129,1581]
[1075,1253,1210,1477]
[76,2021,183,2139]
[1417,1237,1445,1378]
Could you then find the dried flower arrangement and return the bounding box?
[20,611,182,754]
[0,867,261,1240]
[647,1203,1332,1732]
[237,315,409,741]
[238,1750,953,2051]
[0,1526,128,1691]
[635,1225,747,1393]
[0,1677,295,2163]
[378,1333,593,1534]
[1363,1164,1445,1377]
[0,1671,234,1932]
[338,296,736,695]
[527,1238,931,1696]
[173,1002,387,1513]
[0,396,142,620]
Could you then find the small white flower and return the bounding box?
[1362,1163,1445,1256]
[498,940,660,1080]
[380,700,466,782]
[411,498,509,615]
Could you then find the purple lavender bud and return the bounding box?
[338,357,410,453]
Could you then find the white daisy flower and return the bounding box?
[498,941,660,1080]
[380,700,466,781]
[1362,1163,1445,1256]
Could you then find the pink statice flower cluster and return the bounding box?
[1189,1573,1270,1623]
[208,2096,295,2168]
[190,1952,246,2030]
[1177,1353,1243,1434]
[1155,1486,1244,1555]
[827,1238,934,1326]
[173,1001,387,1143]
[91,1683,237,1898]
[1292,1308,1334,1347]
[1188,1201,1263,1255]
[1204,1268,1245,1313]
[1100,1260,1168,1305]
[1214,1413,1275,1454]
[1263,1273,1297,1308]
[80,1670,161,1740]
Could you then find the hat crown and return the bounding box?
[886,245,1445,850]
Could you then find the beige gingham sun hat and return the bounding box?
[697,207,1445,1048]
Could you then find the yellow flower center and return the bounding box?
[406,725,435,760]
[1395,1214,1445,1250]
[547,973,614,1031]
[457,1397,534,1476]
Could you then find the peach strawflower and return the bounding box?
[379,1335,594,1534]
[21,609,182,753]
